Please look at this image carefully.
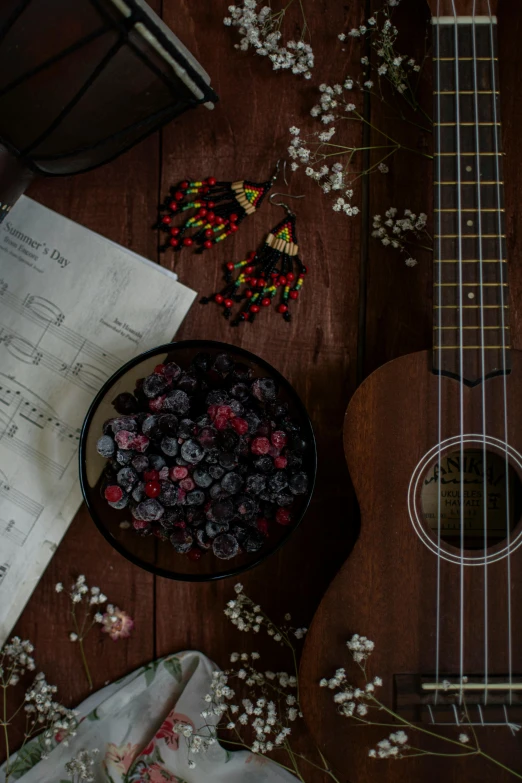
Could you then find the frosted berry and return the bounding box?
[271,430,287,449]
[276,508,292,526]
[171,466,188,481]
[251,437,270,456]
[213,533,239,560]
[104,485,123,503]
[231,417,248,435]
[181,439,204,464]
[97,435,115,458]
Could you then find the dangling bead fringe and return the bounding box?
[200,215,306,325]
[155,176,274,253]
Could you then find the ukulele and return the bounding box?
[300,2,522,781]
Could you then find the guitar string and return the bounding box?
[450,0,466,701]
[471,0,489,706]
[434,0,443,705]
[487,0,513,703]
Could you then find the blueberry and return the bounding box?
[214,353,234,374]
[181,439,204,464]
[108,495,129,510]
[143,373,168,398]
[275,491,294,507]
[175,456,189,467]
[245,474,266,495]
[206,389,229,406]
[178,418,196,439]
[148,454,166,471]
[198,427,217,450]
[185,509,205,527]
[289,471,309,495]
[160,509,181,530]
[170,528,193,553]
[141,414,158,437]
[229,382,249,401]
[112,392,139,415]
[158,414,178,435]
[132,454,149,472]
[229,399,244,417]
[213,533,239,560]
[159,481,179,507]
[117,466,138,492]
[231,524,249,544]
[268,471,288,494]
[205,448,220,465]
[196,529,212,550]
[218,430,239,452]
[221,472,243,494]
[194,468,213,488]
[186,489,205,506]
[137,498,164,521]
[243,529,264,553]
[212,499,234,522]
[161,436,179,457]
[253,456,273,473]
[235,495,257,520]
[177,373,198,394]
[245,412,261,433]
[111,416,137,434]
[232,363,253,381]
[251,377,277,403]
[163,362,181,382]
[218,452,237,470]
[132,481,145,502]
[163,389,191,415]
[206,520,229,538]
[97,435,115,458]
[209,465,225,480]
[116,449,134,465]
[193,352,212,372]
[209,484,227,500]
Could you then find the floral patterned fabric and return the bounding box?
[0,651,297,783]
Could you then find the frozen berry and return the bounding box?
[214,414,229,431]
[253,456,273,473]
[271,430,287,450]
[276,508,292,526]
[221,472,243,494]
[158,414,178,434]
[161,436,179,457]
[130,434,149,453]
[159,466,169,480]
[177,374,198,394]
[170,466,188,481]
[133,518,150,530]
[236,495,257,519]
[97,435,115,458]
[251,437,270,456]
[111,416,137,434]
[137,498,164,521]
[132,481,145,502]
[289,472,308,495]
[230,383,249,401]
[144,469,160,482]
[209,464,225,480]
[141,415,158,436]
[187,548,203,561]
[143,373,168,398]
[158,481,178,507]
[108,494,129,509]
[274,456,287,469]
[163,389,191,415]
[206,389,229,406]
[251,377,277,403]
[214,353,234,373]
[104,485,123,503]
[268,472,288,494]
[148,454,166,471]
[178,418,196,439]
[196,529,212,550]
[180,477,195,492]
[149,395,166,413]
[145,480,161,498]
[257,518,269,536]
[114,430,135,450]
[245,474,266,495]
[112,392,138,414]
[218,452,237,470]
[198,427,217,449]
[170,528,193,553]
[243,529,264,552]
[213,533,239,560]
[232,363,253,382]
[163,362,181,381]
[275,492,293,507]
[117,467,138,493]
[194,468,213,488]
[193,352,212,372]
[181,439,204,464]
[186,489,205,506]
[206,520,229,538]
[231,417,248,435]
[286,453,303,470]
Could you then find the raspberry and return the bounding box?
[145,480,161,498]
[231,417,248,435]
[216,404,234,419]
[104,485,123,502]
[114,430,134,450]
[180,477,195,492]
[144,469,160,482]
[276,508,292,526]
[170,466,188,481]
[154,364,166,374]
[130,434,149,453]
[207,404,219,420]
[271,430,287,449]
[149,395,166,412]
[257,517,269,536]
[274,456,287,469]
[214,414,229,431]
[251,437,270,455]
[133,518,149,530]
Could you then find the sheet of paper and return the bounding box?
[0,196,196,644]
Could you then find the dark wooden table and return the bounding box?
[7,0,522,780]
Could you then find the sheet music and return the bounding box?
[0,196,196,644]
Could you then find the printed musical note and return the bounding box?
[0,563,9,585]
[0,471,43,547]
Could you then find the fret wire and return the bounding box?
[434,346,510,349]
[434,57,498,61]
[435,90,499,94]
[434,122,500,126]
[434,283,507,286]
[435,181,503,185]
[435,234,506,238]
[434,305,509,309]
[434,152,502,156]
[434,208,504,212]
[434,259,507,263]
[434,325,510,329]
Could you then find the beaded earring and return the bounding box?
[201,193,307,326]
[155,162,280,253]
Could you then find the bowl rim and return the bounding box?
[79,338,317,581]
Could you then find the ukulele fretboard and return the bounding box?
[433,18,510,385]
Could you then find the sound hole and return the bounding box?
[421,448,522,550]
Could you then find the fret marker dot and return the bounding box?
[468,292,475,299]
[466,165,472,172]
[467,220,474,226]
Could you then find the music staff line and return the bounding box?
[0,382,81,442]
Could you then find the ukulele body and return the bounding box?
[300,350,522,783]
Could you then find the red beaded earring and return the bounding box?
[201,193,307,326]
[155,162,280,253]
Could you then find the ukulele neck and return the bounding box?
[432,15,510,385]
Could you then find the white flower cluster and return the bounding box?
[1,637,35,685]
[368,729,409,759]
[64,748,99,782]
[25,671,78,747]
[224,1,314,79]
[372,208,429,266]
[346,633,376,664]
[56,575,107,607]
[320,663,382,719]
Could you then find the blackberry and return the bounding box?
[245,474,266,495]
[177,373,198,394]
[213,533,239,560]
[163,389,191,415]
[178,418,196,439]
[112,392,139,415]
[157,414,178,435]
[181,439,204,464]
[159,481,178,507]
[289,472,308,495]
[268,472,288,494]
[170,528,193,553]
[214,353,234,374]
[218,430,239,452]
[221,472,243,494]
[143,374,168,398]
[275,491,293,507]
[193,468,213,488]
[161,436,179,457]
[186,509,205,527]
[160,509,181,530]
[117,466,138,493]
[186,489,205,506]
[253,456,273,473]
[209,465,225,480]
[137,498,164,521]
[96,435,115,458]
[286,453,303,470]
[206,389,229,406]
[229,382,249,401]
[198,427,217,450]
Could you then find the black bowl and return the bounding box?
[79,340,317,581]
